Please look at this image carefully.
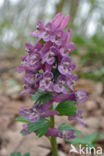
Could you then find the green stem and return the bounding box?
[50,106,58,156]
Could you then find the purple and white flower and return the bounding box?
[58,57,72,75]
[75,89,88,103]
[22,124,31,135]
[46,128,75,140]
[68,109,87,126]
[39,72,53,91]
[66,73,78,91]
[54,75,67,93]
[20,106,59,122]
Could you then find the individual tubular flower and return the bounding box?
[31,20,45,38]
[51,29,65,46]
[75,89,88,103]
[59,46,70,57]
[40,23,55,42]
[17,41,42,74]
[20,72,42,95]
[68,109,87,127]
[42,46,56,65]
[66,73,78,91]
[39,71,53,91]
[58,57,73,76]
[28,110,59,122]
[54,75,67,93]
[20,106,59,122]
[58,129,75,140]
[20,106,40,122]
[52,92,76,103]
[59,29,75,56]
[25,42,35,53]
[46,128,75,140]
[34,98,55,113]
[17,52,41,73]
[22,124,31,135]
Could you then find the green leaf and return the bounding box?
[10,152,30,156]
[28,118,49,137]
[10,153,21,156]
[23,153,30,156]
[32,91,42,101]
[56,100,76,116]
[15,153,21,156]
[36,125,49,137]
[10,153,16,156]
[40,39,45,44]
[38,92,52,104]
[52,68,60,81]
[58,123,81,135]
[15,116,29,123]
[28,118,49,132]
[32,91,52,105]
[68,132,99,146]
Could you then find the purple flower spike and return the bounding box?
[17,13,78,94]
[68,109,87,127]
[17,13,88,140]
[75,89,88,103]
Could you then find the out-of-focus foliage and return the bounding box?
[0,0,104,52]
[72,34,104,81]
[9,152,30,156]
